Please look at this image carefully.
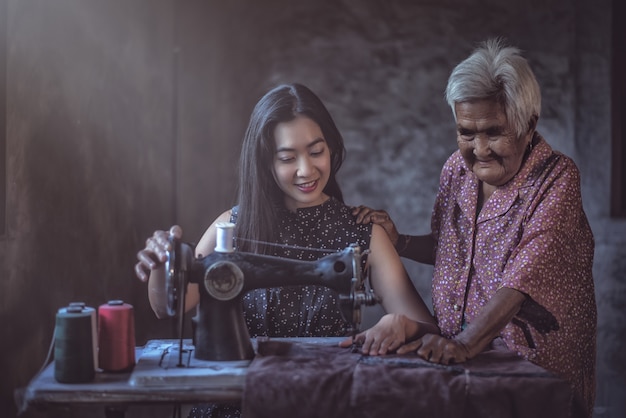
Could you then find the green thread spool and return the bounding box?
[69,302,98,370]
[54,305,95,383]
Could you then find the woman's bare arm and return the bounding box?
[344,224,439,355]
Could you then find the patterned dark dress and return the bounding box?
[188,197,372,418]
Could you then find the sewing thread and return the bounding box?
[215,222,235,253]
[98,300,136,372]
[54,305,95,383]
[234,237,339,254]
[69,302,98,370]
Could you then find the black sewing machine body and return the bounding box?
[165,238,376,362]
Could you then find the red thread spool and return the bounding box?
[98,300,136,372]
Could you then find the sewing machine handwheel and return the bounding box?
[164,238,184,318]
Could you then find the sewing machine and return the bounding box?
[162,222,378,362]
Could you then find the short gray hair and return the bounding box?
[445,38,541,138]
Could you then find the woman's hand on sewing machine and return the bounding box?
[339,313,415,356]
[134,225,183,282]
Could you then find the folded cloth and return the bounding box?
[242,338,574,418]
[242,340,359,418]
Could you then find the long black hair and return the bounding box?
[234,83,346,253]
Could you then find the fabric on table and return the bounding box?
[241,340,357,418]
[242,339,575,418]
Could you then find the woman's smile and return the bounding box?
[273,115,331,211]
[296,179,319,193]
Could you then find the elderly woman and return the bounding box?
[351,38,596,417]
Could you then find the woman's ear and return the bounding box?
[528,114,538,133]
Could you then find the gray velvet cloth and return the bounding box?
[242,338,576,418]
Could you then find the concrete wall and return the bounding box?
[1,0,622,417]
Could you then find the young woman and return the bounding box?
[135,82,437,371]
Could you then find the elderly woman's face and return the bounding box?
[455,99,531,187]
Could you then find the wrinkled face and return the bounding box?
[272,115,331,212]
[455,99,531,187]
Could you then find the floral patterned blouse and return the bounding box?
[431,134,596,417]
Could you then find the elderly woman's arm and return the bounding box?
[396,287,526,362]
[351,206,437,264]
[394,233,437,264]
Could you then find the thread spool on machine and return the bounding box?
[164,222,379,362]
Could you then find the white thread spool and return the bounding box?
[214,222,235,253]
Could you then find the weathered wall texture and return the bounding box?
[1,0,622,417]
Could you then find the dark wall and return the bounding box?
[2,1,178,416]
[0,0,6,237]
[1,1,623,417]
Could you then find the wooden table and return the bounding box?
[20,338,338,417]
[21,337,577,418]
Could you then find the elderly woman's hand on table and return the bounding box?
[397,334,470,364]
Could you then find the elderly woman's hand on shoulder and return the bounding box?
[351,206,400,247]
